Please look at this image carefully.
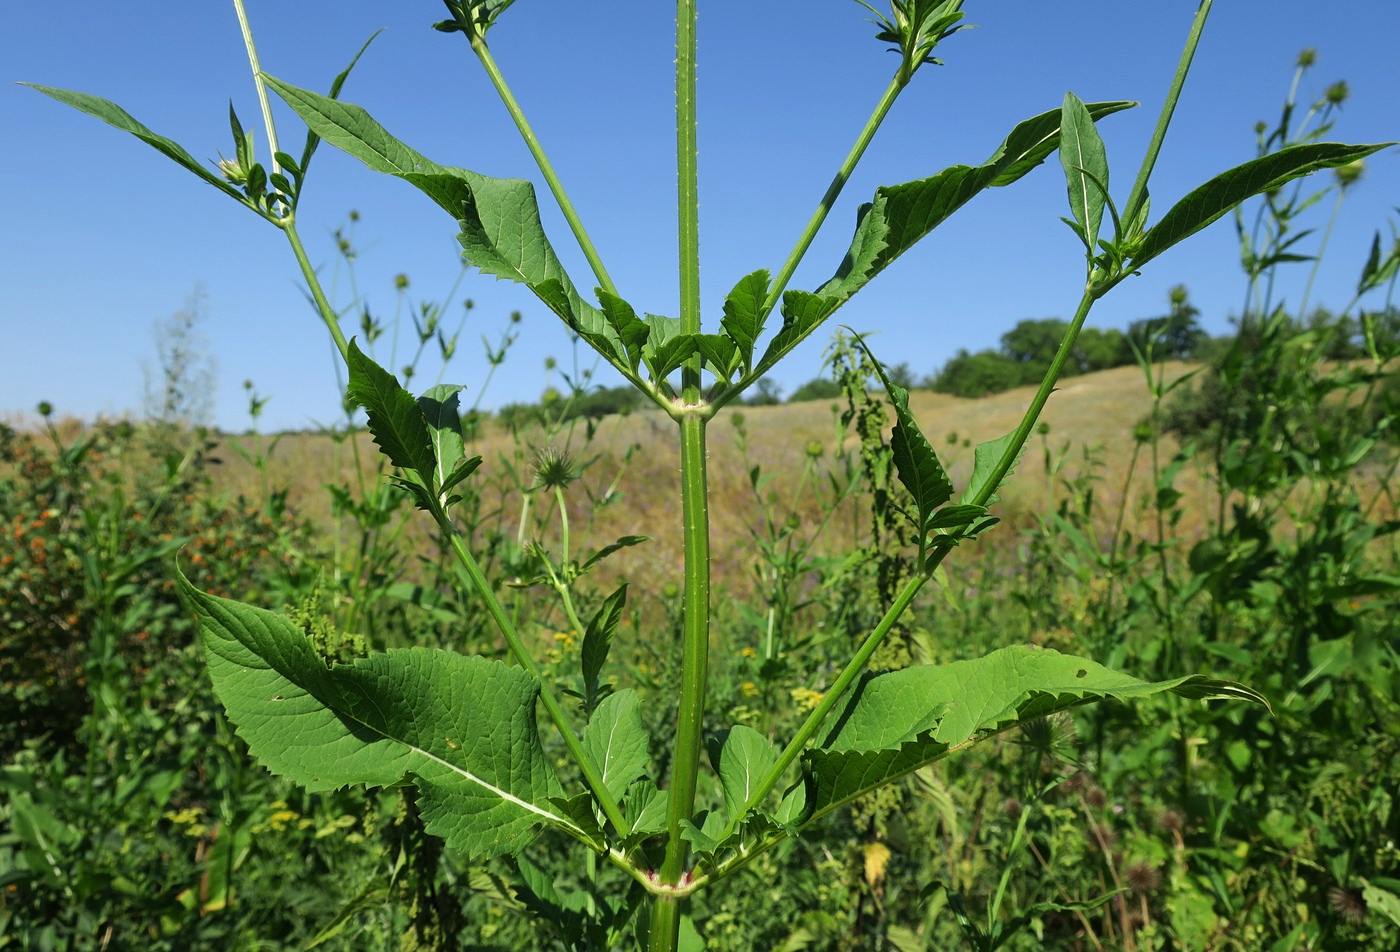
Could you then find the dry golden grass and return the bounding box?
[207,363,1218,601]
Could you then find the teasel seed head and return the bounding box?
[1328,886,1366,923]
[1126,861,1162,894]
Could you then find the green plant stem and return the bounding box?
[974,290,1097,508]
[231,0,282,176]
[763,75,904,317]
[1121,0,1214,234]
[469,36,619,298]
[282,221,350,362]
[441,520,631,838]
[675,0,703,405]
[652,10,708,945]
[1298,184,1345,321]
[659,416,712,875]
[724,569,929,837]
[649,897,683,952]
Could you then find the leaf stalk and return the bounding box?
[441,520,632,838]
[231,0,282,176]
[763,74,905,317]
[1121,0,1214,232]
[469,35,620,298]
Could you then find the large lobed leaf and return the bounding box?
[177,572,571,857]
[757,101,1134,369]
[802,645,1266,823]
[1131,141,1392,269]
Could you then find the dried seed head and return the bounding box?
[1018,712,1079,764]
[1003,797,1023,818]
[1158,808,1184,833]
[1126,861,1162,894]
[1089,822,1118,850]
[532,446,579,491]
[1086,786,1108,809]
[1328,886,1367,923]
[1061,771,1087,794]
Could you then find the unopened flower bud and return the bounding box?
[1334,159,1364,188]
[216,156,247,185]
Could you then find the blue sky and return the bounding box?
[3,2,1397,432]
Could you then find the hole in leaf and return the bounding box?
[1076,669,1087,679]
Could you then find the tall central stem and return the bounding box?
[653,1,707,947]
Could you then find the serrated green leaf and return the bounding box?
[440,454,484,498]
[176,572,570,857]
[1132,141,1393,269]
[417,384,465,489]
[23,84,246,204]
[925,504,988,529]
[962,430,1021,508]
[695,334,740,382]
[803,645,1266,824]
[854,336,952,532]
[545,793,606,851]
[708,725,776,822]
[583,689,652,804]
[645,335,699,382]
[1059,91,1110,254]
[620,779,668,846]
[679,810,728,855]
[1363,879,1400,929]
[720,270,771,370]
[755,101,1134,370]
[596,290,651,370]
[581,584,626,713]
[346,340,436,484]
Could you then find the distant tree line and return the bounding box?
[485,286,1398,427]
[927,285,1207,398]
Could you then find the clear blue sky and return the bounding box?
[3,2,1397,432]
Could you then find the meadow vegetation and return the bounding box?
[4,2,1400,950]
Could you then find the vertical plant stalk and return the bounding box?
[231,0,282,177]
[232,0,349,363]
[469,37,619,298]
[1120,0,1214,231]
[1297,184,1346,320]
[653,2,706,948]
[763,75,904,316]
[283,223,350,362]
